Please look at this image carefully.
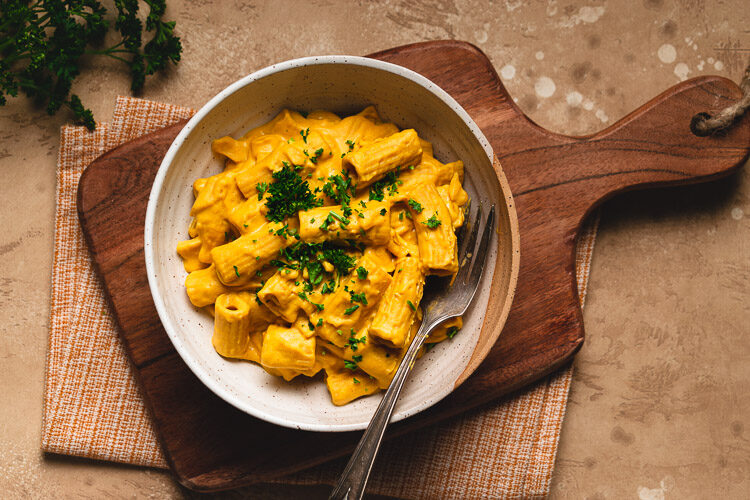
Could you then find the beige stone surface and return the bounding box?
[0,0,748,498]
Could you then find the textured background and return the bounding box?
[1,0,748,498]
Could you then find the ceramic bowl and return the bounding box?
[144,56,519,431]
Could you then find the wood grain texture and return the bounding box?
[77,41,750,491]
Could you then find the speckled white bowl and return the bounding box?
[145,56,519,431]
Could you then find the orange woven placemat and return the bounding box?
[42,96,599,498]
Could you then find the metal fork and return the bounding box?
[329,204,496,500]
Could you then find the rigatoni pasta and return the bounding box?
[177,107,470,405]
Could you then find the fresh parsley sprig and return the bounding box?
[0,0,182,130]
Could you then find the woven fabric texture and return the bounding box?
[42,97,599,498]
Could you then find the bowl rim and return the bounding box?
[144,55,503,431]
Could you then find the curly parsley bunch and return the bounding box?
[0,0,182,130]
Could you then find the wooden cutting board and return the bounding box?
[77,40,750,491]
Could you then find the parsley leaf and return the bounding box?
[368,169,401,201]
[349,291,368,305]
[408,199,423,213]
[264,164,323,222]
[422,212,442,229]
[344,305,359,315]
[256,181,269,200]
[0,0,182,130]
[356,266,369,280]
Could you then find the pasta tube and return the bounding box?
[311,255,392,347]
[260,323,316,371]
[176,237,208,273]
[369,256,424,348]
[298,200,390,245]
[210,220,297,285]
[406,183,458,275]
[325,366,380,406]
[344,129,422,187]
[185,265,231,307]
[212,291,273,361]
[257,269,323,323]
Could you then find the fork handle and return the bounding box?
[328,321,431,500]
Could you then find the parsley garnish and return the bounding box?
[321,280,336,294]
[344,305,359,315]
[328,210,351,227]
[368,169,401,201]
[233,265,240,277]
[322,172,354,217]
[346,330,367,351]
[356,266,368,280]
[408,199,423,213]
[406,300,416,311]
[423,212,442,229]
[353,377,360,384]
[310,147,324,164]
[380,208,387,216]
[447,326,459,339]
[344,360,358,370]
[300,128,309,143]
[346,139,355,151]
[264,164,323,222]
[256,182,269,200]
[349,291,368,305]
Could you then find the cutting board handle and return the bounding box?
[484,75,749,231]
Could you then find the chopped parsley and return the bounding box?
[368,169,401,201]
[264,164,323,222]
[447,326,459,339]
[399,211,404,221]
[328,210,351,228]
[321,280,336,294]
[300,128,309,143]
[287,137,295,144]
[353,377,360,384]
[316,318,323,327]
[352,354,363,362]
[274,241,356,282]
[346,139,355,151]
[356,266,369,280]
[344,360,359,370]
[422,212,442,229]
[408,199,423,213]
[349,291,368,305]
[310,147,324,164]
[380,208,387,216]
[346,330,367,352]
[344,304,360,315]
[406,300,416,311]
[256,181,269,200]
[233,265,240,277]
[322,172,355,217]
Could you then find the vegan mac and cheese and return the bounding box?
[177,107,469,405]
